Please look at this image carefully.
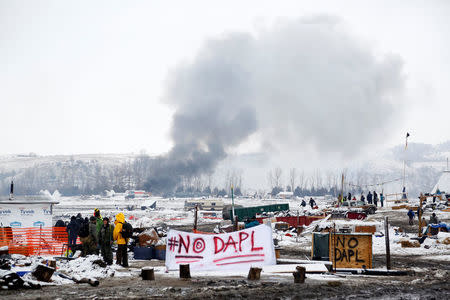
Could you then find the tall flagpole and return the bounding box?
[403,133,409,200]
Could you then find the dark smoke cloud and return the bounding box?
[146,16,405,193]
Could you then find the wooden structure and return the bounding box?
[179,264,191,279]
[141,267,155,280]
[417,193,444,237]
[247,267,262,280]
[355,225,376,234]
[329,233,372,269]
[293,266,306,283]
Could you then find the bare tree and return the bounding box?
[273,167,282,188]
[267,170,274,189]
[298,170,305,190]
[289,168,297,192]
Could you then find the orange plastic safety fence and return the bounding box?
[0,227,78,256]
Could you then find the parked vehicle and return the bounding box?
[342,200,377,214]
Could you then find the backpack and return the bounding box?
[78,222,89,238]
[121,222,133,239]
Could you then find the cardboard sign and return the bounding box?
[329,233,372,269]
[0,203,52,228]
[165,224,276,271]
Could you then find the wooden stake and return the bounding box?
[233,216,238,231]
[418,195,424,237]
[384,216,391,270]
[247,267,262,280]
[293,266,306,283]
[179,264,191,279]
[141,267,155,280]
[193,205,198,231]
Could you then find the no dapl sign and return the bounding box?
[329,233,373,269]
[165,224,276,271]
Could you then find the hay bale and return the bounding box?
[442,237,450,245]
[400,240,420,248]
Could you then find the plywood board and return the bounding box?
[355,225,376,234]
[329,233,372,269]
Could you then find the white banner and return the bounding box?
[0,203,52,228]
[165,224,276,271]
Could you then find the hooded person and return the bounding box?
[66,216,80,249]
[113,212,129,267]
[75,213,83,227]
[98,217,114,265]
[94,208,103,234]
[367,192,373,204]
[87,216,99,255]
[309,197,316,209]
[407,209,415,225]
[429,213,439,224]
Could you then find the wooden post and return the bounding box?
[418,195,424,237]
[247,267,262,280]
[293,266,306,283]
[384,216,391,270]
[193,205,198,231]
[332,223,336,272]
[141,267,155,280]
[233,216,238,231]
[179,264,191,279]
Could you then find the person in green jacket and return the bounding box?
[94,208,103,252]
[94,208,103,232]
[98,217,114,265]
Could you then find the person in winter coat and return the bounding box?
[75,213,83,227]
[66,216,80,249]
[94,209,103,234]
[98,217,114,265]
[301,199,306,207]
[407,209,415,225]
[429,213,439,224]
[86,216,99,255]
[309,198,316,209]
[360,193,365,203]
[113,212,129,267]
[367,192,373,204]
[373,191,378,207]
[380,193,385,207]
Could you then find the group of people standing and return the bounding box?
[363,191,385,207]
[340,191,385,207]
[65,209,129,267]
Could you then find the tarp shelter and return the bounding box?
[431,170,450,194]
[0,198,59,228]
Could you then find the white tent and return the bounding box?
[431,170,450,194]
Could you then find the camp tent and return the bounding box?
[431,170,450,194]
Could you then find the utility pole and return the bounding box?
[384,216,391,270]
[231,185,235,222]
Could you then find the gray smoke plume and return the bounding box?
[146,16,404,193]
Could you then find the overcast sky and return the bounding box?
[1,0,449,157]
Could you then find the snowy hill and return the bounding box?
[0,141,449,197]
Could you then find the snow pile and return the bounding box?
[56,255,116,280]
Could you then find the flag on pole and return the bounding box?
[405,132,410,149]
